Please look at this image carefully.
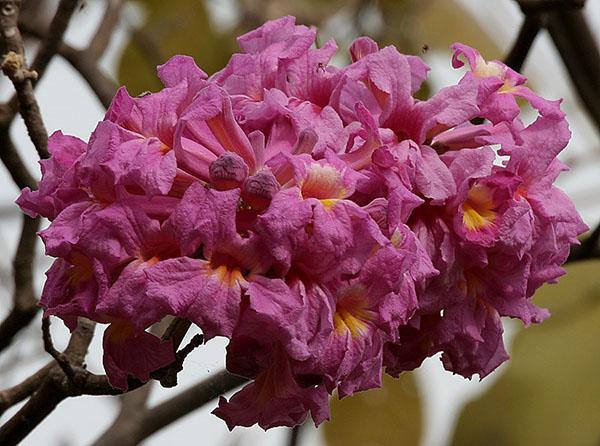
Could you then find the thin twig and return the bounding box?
[18,13,118,109]
[41,317,76,382]
[157,333,204,388]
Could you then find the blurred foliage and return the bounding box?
[118,0,235,94]
[451,259,600,446]
[323,372,422,446]
[412,0,500,57]
[117,0,503,96]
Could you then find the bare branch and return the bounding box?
[0,125,35,190]
[0,214,40,352]
[504,13,543,72]
[28,0,79,80]
[156,333,203,388]
[92,370,248,446]
[0,318,95,446]
[0,0,48,158]
[0,362,53,416]
[567,223,600,263]
[88,0,124,58]
[545,8,600,131]
[18,20,117,109]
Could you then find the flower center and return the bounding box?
[301,164,346,201]
[462,184,497,232]
[66,252,94,287]
[333,285,374,338]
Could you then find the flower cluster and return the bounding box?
[18,17,586,429]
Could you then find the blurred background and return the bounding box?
[0,0,598,445]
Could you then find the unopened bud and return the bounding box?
[209,152,249,190]
[241,170,280,211]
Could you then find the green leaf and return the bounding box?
[451,260,600,446]
[323,372,422,446]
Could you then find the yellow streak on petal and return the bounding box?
[320,198,339,211]
[333,285,374,338]
[213,265,244,288]
[462,184,497,232]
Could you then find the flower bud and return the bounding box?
[241,170,280,211]
[209,152,249,191]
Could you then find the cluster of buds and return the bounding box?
[18,17,586,429]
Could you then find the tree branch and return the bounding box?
[0,214,40,353]
[41,317,76,382]
[18,10,118,109]
[0,362,54,416]
[504,12,543,72]
[0,318,95,446]
[567,223,600,263]
[0,0,48,158]
[0,126,36,190]
[92,370,248,446]
[88,0,124,59]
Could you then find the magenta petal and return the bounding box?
[164,182,240,257]
[214,346,329,430]
[145,257,243,339]
[157,55,208,87]
[103,327,174,391]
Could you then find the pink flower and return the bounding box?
[16,16,586,428]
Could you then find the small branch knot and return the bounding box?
[1,51,38,82]
[1,3,15,17]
